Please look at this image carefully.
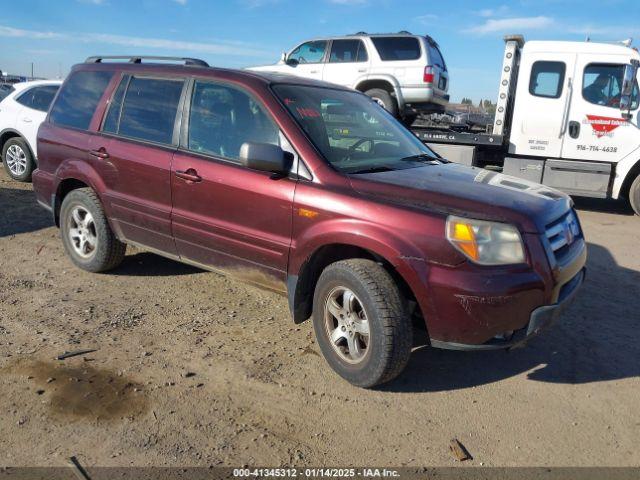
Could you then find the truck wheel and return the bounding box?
[365,88,399,118]
[312,259,412,388]
[2,137,34,182]
[60,188,126,273]
[630,173,640,216]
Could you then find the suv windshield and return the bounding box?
[273,84,437,174]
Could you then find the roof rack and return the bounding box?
[84,56,209,67]
[349,31,414,36]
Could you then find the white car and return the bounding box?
[249,32,450,124]
[0,80,62,181]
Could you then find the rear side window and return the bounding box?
[0,84,15,102]
[50,70,113,130]
[529,61,565,99]
[329,39,368,63]
[371,37,421,61]
[107,76,184,144]
[428,44,447,71]
[16,85,59,112]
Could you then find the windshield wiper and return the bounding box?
[399,153,440,163]
[349,166,395,174]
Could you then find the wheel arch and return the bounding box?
[288,240,427,326]
[52,163,108,227]
[618,156,640,201]
[354,76,404,109]
[0,129,34,160]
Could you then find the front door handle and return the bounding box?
[568,121,580,139]
[88,147,109,159]
[22,117,33,123]
[175,168,202,183]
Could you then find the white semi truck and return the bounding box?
[414,35,640,214]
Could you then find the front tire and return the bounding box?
[630,173,640,216]
[60,188,126,272]
[2,137,34,182]
[364,88,399,118]
[312,259,412,388]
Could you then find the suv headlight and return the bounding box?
[446,215,525,265]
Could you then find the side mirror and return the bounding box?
[620,59,639,118]
[239,142,291,175]
[285,57,299,67]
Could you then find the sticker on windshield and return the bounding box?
[296,107,321,118]
[583,115,629,138]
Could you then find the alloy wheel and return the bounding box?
[324,286,370,364]
[5,144,27,176]
[68,206,98,259]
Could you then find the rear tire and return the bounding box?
[364,88,399,118]
[312,259,412,388]
[60,188,126,272]
[629,173,640,216]
[2,137,34,182]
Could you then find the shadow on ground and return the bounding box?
[111,251,202,277]
[0,185,53,237]
[384,242,640,393]
[573,196,634,216]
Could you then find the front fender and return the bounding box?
[291,217,434,319]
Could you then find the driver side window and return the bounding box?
[187,81,280,162]
[583,63,639,109]
[288,41,328,64]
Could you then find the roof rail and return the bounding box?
[84,55,209,67]
[350,31,414,36]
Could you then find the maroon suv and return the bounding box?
[33,56,586,387]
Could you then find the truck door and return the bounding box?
[509,53,576,158]
[560,54,640,163]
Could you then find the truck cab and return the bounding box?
[417,36,640,214]
[509,40,640,202]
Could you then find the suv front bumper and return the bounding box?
[429,268,584,351]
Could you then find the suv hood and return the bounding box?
[348,163,572,233]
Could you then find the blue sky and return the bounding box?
[1,0,638,102]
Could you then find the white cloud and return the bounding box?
[466,16,554,35]
[415,14,438,25]
[0,25,61,39]
[476,6,509,18]
[173,0,187,4]
[0,25,271,58]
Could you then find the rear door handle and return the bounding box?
[175,169,202,183]
[88,147,109,159]
[22,117,32,123]
[568,121,580,139]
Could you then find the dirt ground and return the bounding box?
[1,170,639,468]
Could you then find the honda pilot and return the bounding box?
[33,56,586,388]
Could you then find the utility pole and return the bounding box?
[31,62,34,79]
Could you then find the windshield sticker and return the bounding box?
[296,107,321,118]
[583,115,628,138]
[284,98,296,106]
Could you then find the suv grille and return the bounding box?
[545,210,582,261]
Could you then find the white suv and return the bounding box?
[250,32,449,124]
[0,80,62,181]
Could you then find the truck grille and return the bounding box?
[545,210,582,260]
